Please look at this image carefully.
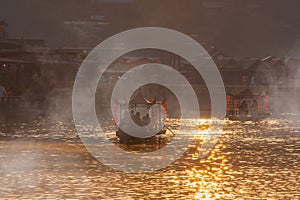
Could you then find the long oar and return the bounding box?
[165,125,175,136]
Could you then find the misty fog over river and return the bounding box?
[0,112,299,199]
[1,1,300,199]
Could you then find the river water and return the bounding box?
[0,114,299,199]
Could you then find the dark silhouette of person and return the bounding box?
[239,101,248,117]
[133,111,141,125]
[142,113,151,126]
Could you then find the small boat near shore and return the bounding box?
[226,89,271,121]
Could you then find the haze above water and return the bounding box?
[0,115,299,199]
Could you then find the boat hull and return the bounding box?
[116,128,167,144]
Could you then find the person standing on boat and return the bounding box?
[142,113,151,126]
[133,112,142,126]
[239,101,248,119]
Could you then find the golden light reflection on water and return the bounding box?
[0,118,299,199]
[160,138,232,200]
[188,142,231,199]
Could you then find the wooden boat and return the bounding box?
[226,89,271,121]
[113,89,168,144]
[116,127,167,144]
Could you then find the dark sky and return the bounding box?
[1,0,300,57]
